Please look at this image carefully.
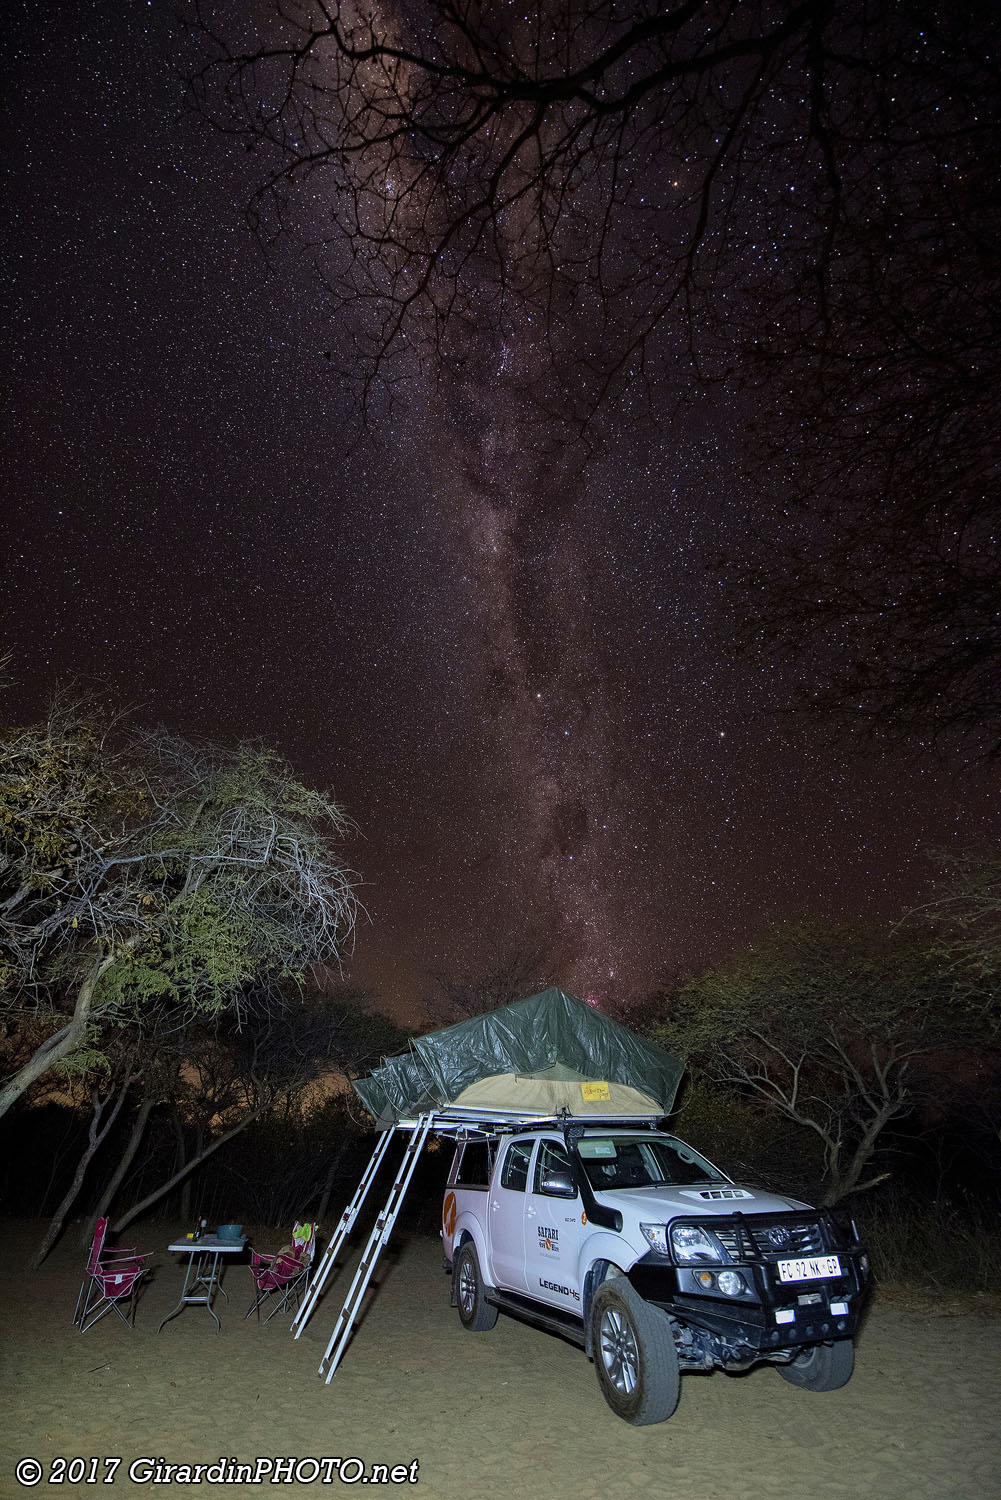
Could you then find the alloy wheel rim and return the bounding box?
[458,1260,476,1315]
[599,1306,639,1395]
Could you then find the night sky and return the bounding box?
[3,2,998,1019]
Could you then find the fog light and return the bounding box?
[717,1270,746,1297]
[695,1270,715,1288]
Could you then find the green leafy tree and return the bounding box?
[0,694,359,1118]
[652,920,971,1203]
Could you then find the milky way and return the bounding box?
[2,2,999,1019]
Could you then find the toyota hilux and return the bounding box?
[441,1116,871,1425]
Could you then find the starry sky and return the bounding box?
[3,2,998,1020]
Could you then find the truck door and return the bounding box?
[487,1137,535,1293]
[523,1139,585,1315]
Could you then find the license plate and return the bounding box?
[777,1254,842,1283]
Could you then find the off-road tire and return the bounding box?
[589,1278,680,1425]
[777,1338,855,1391]
[454,1243,498,1332]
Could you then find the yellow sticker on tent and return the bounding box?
[581,1081,611,1101]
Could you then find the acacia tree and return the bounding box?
[652,920,972,1204]
[0,694,359,1118]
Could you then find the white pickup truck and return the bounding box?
[441,1117,871,1425]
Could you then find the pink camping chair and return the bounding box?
[245,1221,317,1323]
[73,1218,152,1332]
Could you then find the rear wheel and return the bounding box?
[454,1243,498,1332]
[590,1278,680,1425]
[777,1339,855,1391]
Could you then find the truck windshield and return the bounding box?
[578,1135,726,1189]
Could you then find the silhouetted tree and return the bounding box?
[423,942,556,1024]
[651,920,983,1203]
[184,3,991,419]
[914,849,1001,1031]
[186,2,1000,750]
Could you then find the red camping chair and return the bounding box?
[73,1218,152,1332]
[245,1221,317,1324]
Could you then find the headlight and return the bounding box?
[668,1224,723,1264]
[639,1223,670,1256]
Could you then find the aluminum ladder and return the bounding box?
[316,1112,437,1382]
[292,1125,396,1339]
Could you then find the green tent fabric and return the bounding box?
[352,987,683,1126]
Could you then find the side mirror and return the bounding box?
[540,1172,577,1198]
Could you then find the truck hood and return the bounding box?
[591,1183,813,1220]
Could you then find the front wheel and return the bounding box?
[589,1278,680,1425]
[777,1339,855,1391]
[454,1243,498,1332]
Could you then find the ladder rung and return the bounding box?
[318,1113,436,1382]
[293,1126,396,1337]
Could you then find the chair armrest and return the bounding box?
[273,1252,306,1277]
[101,1250,151,1269]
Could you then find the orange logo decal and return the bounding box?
[443,1191,457,1237]
[581,1211,588,1226]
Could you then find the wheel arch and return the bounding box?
[578,1243,631,1357]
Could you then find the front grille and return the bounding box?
[713,1216,826,1261]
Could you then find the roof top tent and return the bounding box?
[293,987,683,1381]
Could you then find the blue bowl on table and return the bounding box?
[217,1223,244,1241]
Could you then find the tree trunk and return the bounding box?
[38,1109,85,1216]
[169,1112,193,1221]
[0,956,109,1121]
[87,1090,155,1236]
[31,1072,133,1269]
[0,937,142,1121]
[111,1101,269,1236]
[316,1140,352,1225]
[820,1098,903,1204]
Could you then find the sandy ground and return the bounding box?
[1,1218,999,1500]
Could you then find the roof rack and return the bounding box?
[389,1107,666,1135]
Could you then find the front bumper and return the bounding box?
[626,1209,871,1355]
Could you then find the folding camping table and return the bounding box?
[159,1234,248,1333]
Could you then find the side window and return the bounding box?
[454,1140,493,1187]
[534,1141,577,1198]
[500,1139,534,1192]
